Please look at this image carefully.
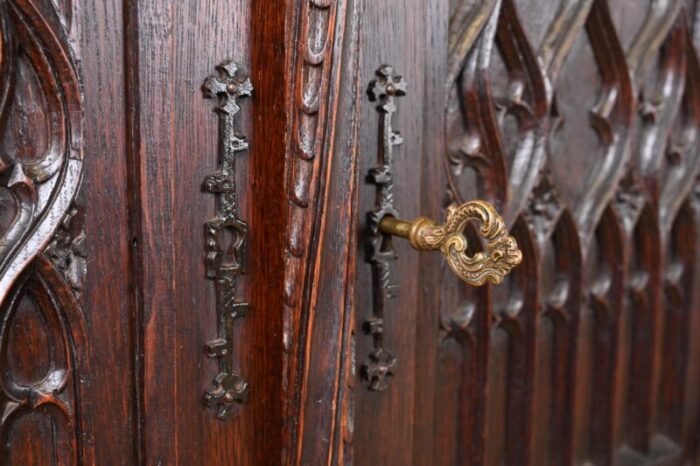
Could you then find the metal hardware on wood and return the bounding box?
[363,65,406,392]
[379,202,523,286]
[201,60,252,420]
[363,65,523,392]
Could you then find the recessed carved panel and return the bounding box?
[1,54,51,165]
[5,291,52,386]
[0,0,85,462]
[0,258,85,465]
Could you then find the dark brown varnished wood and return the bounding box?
[2,0,700,465]
[350,1,700,466]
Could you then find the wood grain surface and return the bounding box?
[1,1,700,465]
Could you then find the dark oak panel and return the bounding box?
[0,1,698,465]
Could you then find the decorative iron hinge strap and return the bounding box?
[201,60,252,420]
[363,65,407,391]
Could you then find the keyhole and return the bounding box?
[218,225,245,270]
[380,233,394,253]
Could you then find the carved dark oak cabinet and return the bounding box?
[2,0,700,465]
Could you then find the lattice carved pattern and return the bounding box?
[438,0,700,464]
[0,0,87,463]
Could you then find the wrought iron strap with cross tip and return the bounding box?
[201,60,252,420]
[363,65,407,391]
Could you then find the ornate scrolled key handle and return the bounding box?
[378,200,523,286]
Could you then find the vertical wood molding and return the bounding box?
[283,0,342,312]
[122,1,177,463]
[248,0,293,464]
[281,0,363,464]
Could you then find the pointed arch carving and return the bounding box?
[0,0,86,461]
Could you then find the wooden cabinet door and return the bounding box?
[2,0,700,465]
[0,0,289,464]
[342,1,700,465]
